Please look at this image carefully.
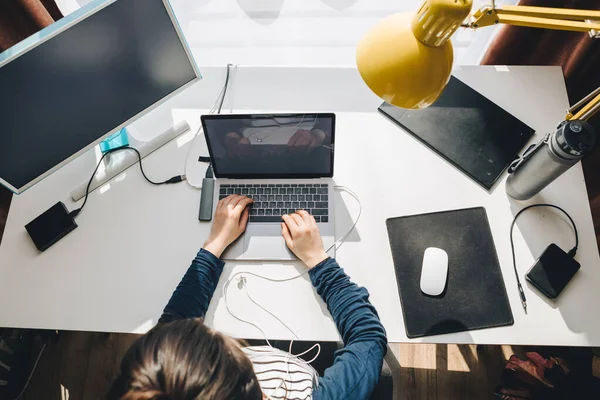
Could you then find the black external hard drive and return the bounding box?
[25,202,78,252]
[526,243,580,299]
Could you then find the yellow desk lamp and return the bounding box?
[356,0,600,122]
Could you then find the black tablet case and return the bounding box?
[386,207,514,338]
[378,76,535,190]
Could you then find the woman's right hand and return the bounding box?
[203,195,253,258]
[281,210,329,269]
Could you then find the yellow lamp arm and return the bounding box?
[469,5,600,36]
[465,3,600,121]
[566,86,600,122]
[355,0,600,111]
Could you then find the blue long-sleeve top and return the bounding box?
[159,249,388,400]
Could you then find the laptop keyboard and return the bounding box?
[218,183,329,223]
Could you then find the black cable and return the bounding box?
[509,203,579,313]
[70,146,185,219]
[217,63,233,114]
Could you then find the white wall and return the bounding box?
[55,0,518,67]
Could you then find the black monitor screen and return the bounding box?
[0,0,197,192]
[202,114,335,179]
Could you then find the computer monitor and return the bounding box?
[0,0,201,194]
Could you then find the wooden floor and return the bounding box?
[20,330,521,400]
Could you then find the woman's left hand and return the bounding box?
[203,195,253,257]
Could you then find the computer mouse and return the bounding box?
[420,247,448,296]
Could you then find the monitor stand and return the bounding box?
[70,121,190,202]
[99,127,130,153]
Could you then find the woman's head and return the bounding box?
[108,319,262,400]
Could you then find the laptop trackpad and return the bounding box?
[243,230,296,260]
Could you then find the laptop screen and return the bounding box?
[202,113,335,178]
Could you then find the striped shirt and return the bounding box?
[242,346,318,400]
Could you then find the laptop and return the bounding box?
[201,113,336,260]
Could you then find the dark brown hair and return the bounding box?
[108,319,262,400]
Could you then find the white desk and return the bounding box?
[1,66,599,346]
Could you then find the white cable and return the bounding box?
[294,343,321,364]
[223,275,275,347]
[222,185,360,397]
[224,273,301,399]
[210,74,229,114]
[222,185,362,329]
[328,185,362,252]
[12,343,46,400]
[241,281,321,400]
[244,282,321,361]
[243,282,299,339]
[183,124,204,189]
[228,64,238,114]
[184,64,236,188]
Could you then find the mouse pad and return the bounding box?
[386,207,513,338]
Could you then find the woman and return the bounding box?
[108,195,387,400]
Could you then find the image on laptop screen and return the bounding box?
[202,113,335,178]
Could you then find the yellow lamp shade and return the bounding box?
[356,12,453,109]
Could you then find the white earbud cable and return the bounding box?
[222,186,361,398]
[185,64,236,188]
